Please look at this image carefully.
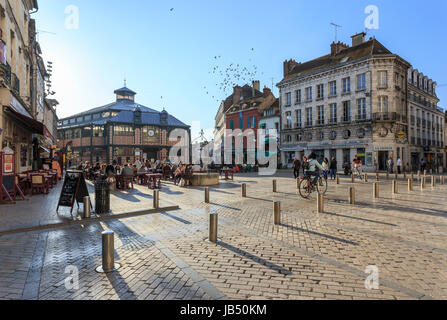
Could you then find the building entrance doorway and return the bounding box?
[378,151,389,171]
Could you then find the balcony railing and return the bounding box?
[340,116,352,124]
[328,118,337,125]
[355,114,370,122]
[305,121,313,128]
[373,112,397,122]
[316,119,325,126]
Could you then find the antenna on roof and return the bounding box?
[124,78,127,87]
[330,22,342,42]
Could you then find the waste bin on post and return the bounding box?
[95,179,110,214]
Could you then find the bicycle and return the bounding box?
[352,165,364,180]
[298,173,328,199]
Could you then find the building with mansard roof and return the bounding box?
[56,86,190,166]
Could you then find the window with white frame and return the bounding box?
[329,81,337,96]
[317,84,324,99]
[330,103,337,124]
[378,71,388,88]
[378,96,389,113]
[357,98,367,120]
[285,112,292,129]
[285,92,292,106]
[295,109,302,128]
[317,105,325,125]
[306,87,312,101]
[357,73,366,90]
[295,89,301,104]
[342,77,351,93]
[306,107,313,126]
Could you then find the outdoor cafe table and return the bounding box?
[220,169,234,181]
[146,174,163,190]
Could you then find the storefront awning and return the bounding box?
[4,105,44,135]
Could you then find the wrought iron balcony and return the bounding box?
[340,116,352,124]
[373,112,397,122]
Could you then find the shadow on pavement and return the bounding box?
[281,223,359,246]
[324,211,398,227]
[218,241,292,275]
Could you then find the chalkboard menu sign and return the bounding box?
[57,170,91,213]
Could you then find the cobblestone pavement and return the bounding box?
[0,171,446,300]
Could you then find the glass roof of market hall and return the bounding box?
[57,86,189,129]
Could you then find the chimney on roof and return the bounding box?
[263,86,271,98]
[330,41,350,56]
[233,86,242,105]
[283,59,300,77]
[252,80,260,92]
[351,32,366,47]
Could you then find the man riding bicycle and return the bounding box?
[352,155,363,176]
[304,153,325,187]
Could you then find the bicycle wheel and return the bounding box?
[316,176,328,194]
[299,178,312,199]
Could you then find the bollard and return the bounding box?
[431,176,436,188]
[273,180,277,193]
[204,187,210,204]
[403,172,406,179]
[351,174,355,183]
[373,182,379,199]
[273,201,281,225]
[417,170,421,178]
[392,180,398,195]
[424,170,427,176]
[242,183,247,197]
[364,174,368,182]
[348,187,355,205]
[376,173,380,181]
[336,174,340,185]
[421,177,426,189]
[83,196,91,219]
[411,173,414,180]
[153,190,159,209]
[442,176,445,185]
[317,193,324,213]
[408,179,413,192]
[96,231,120,273]
[297,178,300,189]
[209,212,218,243]
[386,172,389,180]
[395,174,398,180]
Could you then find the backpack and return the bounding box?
[302,160,310,171]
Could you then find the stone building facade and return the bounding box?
[57,86,190,167]
[278,33,412,172]
[407,67,445,171]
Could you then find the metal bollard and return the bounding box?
[364,174,368,182]
[403,172,406,179]
[209,212,218,243]
[349,187,355,205]
[351,174,355,183]
[392,180,398,195]
[336,174,340,185]
[297,178,300,189]
[408,179,413,192]
[273,180,277,193]
[205,187,210,204]
[424,170,427,176]
[442,176,445,185]
[376,173,380,181]
[242,183,247,197]
[373,182,379,199]
[273,201,281,225]
[317,193,324,213]
[395,174,398,180]
[153,190,159,209]
[96,231,120,273]
[431,176,436,188]
[83,196,91,219]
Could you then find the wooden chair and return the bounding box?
[183,168,193,187]
[30,174,48,195]
[162,166,172,181]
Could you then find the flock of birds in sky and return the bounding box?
[168,7,264,104]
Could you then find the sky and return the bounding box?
[34,0,447,140]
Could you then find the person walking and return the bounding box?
[301,155,308,176]
[322,158,329,181]
[329,157,337,180]
[396,157,402,174]
[387,157,394,174]
[292,157,301,179]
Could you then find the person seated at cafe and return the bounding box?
[121,163,134,176]
[105,163,115,177]
[93,162,101,172]
[174,162,185,184]
[132,164,138,175]
[138,164,148,174]
[77,162,84,171]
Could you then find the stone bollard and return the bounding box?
[424,170,427,176]
[403,172,406,179]
[348,187,355,205]
[417,170,421,178]
[317,193,324,213]
[411,173,414,180]
[209,212,218,243]
[242,183,247,197]
[392,180,398,195]
[364,174,368,182]
[408,179,413,192]
[386,172,389,180]
[205,187,210,204]
[83,196,91,219]
[421,177,426,189]
[153,190,159,209]
[273,201,281,225]
[273,180,277,193]
[442,176,445,185]
[297,178,300,189]
[395,174,398,180]
[373,182,379,199]
[96,231,120,273]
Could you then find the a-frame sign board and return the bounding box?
[57,170,92,214]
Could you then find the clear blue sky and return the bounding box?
[35,0,447,139]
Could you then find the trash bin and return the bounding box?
[95,179,110,214]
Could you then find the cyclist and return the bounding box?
[304,152,325,187]
[352,155,363,177]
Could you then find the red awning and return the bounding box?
[3,105,44,135]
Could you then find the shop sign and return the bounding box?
[374,146,393,151]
